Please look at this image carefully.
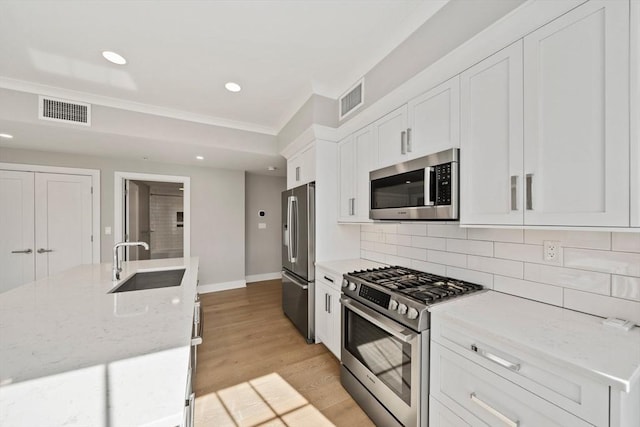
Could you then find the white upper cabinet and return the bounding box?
[338,126,376,222]
[462,0,631,228]
[373,105,409,169]
[407,75,460,158]
[287,144,316,189]
[523,0,630,227]
[460,41,524,226]
[632,0,640,228]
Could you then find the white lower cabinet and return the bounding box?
[314,267,341,359]
[429,395,470,427]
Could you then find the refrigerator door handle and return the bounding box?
[286,196,293,262]
[290,196,298,263]
[282,270,308,290]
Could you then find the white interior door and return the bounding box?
[0,170,35,292]
[34,173,93,280]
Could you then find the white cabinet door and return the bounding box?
[632,0,640,228]
[460,41,524,226]
[287,154,301,189]
[325,285,341,359]
[338,135,356,220]
[354,126,376,220]
[35,173,93,279]
[287,145,316,189]
[407,75,460,158]
[0,170,35,292]
[523,0,630,226]
[315,280,330,345]
[374,105,408,169]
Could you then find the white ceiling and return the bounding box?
[0,0,448,132]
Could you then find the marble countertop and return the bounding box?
[0,257,199,427]
[316,258,387,277]
[430,291,640,393]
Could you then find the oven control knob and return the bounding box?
[407,308,419,319]
[348,282,357,291]
[389,299,399,310]
[342,279,349,288]
[397,303,408,315]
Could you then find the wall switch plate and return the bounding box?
[543,240,561,264]
[258,223,267,229]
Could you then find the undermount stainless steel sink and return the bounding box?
[109,268,186,293]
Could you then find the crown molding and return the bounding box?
[0,77,278,136]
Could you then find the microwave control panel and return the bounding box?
[435,163,452,205]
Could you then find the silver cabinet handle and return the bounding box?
[327,294,331,314]
[295,166,300,181]
[470,393,519,427]
[324,275,334,283]
[406,128,412,152]
[11,249,32,254]
[37,248,53,254]
[471,344,520,371]
[510,176,518,211]
[525,174,533,210]
[325,293,329,313]
[349,198,355,216]
[401,130,407,155]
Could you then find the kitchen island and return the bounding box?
[0,257,199,427]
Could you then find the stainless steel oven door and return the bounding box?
[341,297,422,427]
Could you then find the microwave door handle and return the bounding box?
[424,167,435,206]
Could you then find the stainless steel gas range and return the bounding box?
[340,266,483,427]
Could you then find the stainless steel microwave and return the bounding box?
[369,148,459,220]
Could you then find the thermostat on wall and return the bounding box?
[258,210,265,217]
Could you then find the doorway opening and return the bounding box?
[114,172,190,261]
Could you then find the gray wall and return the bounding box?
[0,147,245,286]
[245,172,286,278]
[278,94,338,152]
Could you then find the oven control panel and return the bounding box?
[358,284,390,309]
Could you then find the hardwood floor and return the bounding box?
[194,279,375,427]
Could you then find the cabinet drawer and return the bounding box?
[431,343,593,427]
[432,317,608,426]
[429,395,471,427]
[315,267,341,292]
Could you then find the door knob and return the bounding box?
[11,249,33,254]
[37,248,53,254]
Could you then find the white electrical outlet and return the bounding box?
[543,240,561,263]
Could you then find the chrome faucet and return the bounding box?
[112,241,150,281]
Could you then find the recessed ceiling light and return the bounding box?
[267,166,277,171]
[196,155,204,160]
[102,51,127,65]
[0,133,13,139]
[225,82,241,92]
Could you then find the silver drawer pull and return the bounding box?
[471,344,520,372]
[37,248,53,254]
[470,393,519,427]
[11,249,32,254]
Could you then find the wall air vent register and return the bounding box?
[38,96,91,126]
[339,79,364,120]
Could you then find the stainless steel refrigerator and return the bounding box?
[281,182,315,343]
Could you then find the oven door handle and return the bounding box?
[341,297,417,343]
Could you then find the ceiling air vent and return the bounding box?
[39,96,91,126]
[339,79,364,120]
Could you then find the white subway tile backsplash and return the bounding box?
[446,238,493,256]
[446,266,494,289]
[396,234,413,246]
[411,236,446,250]
[494,275,563,306]
[612,233,640,253]
[564,289,640,325]
[397,246,427,261]
[467,228,523,243]
[397,223,427,236]
[524,230,610,250]
[564,248,640,277]
[428,250,467,268]
[494,243,545,264]
[524,264,610,295]
[359,224,636,321]
[386,255,411,268]
[612,275,640,302]
[467,255,523,278]
[411,260,446,276]
[427,223,467,239]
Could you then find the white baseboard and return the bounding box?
[245,272,282,283]
[198,279,246,294]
